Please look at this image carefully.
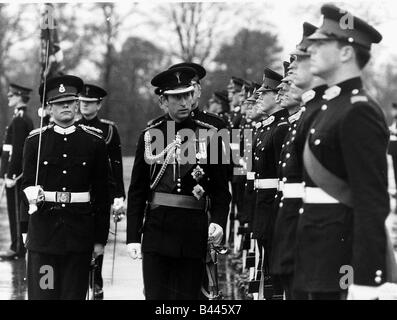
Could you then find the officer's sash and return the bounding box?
[303,139,353,207]
[153,127,215,192]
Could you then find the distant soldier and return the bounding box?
[126,66,230,299]
[0,83,33,260]
[295,4,388,300]
[251,67,288,299]
[22,75,110,299]
[77,83,126,299]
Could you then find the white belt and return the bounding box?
[254,179,279,190]
[247,172,255,180]
[278,180,284,191]
[303,187,339,204]
[230,143,240,151]
[43,191,90,203]
[283,183,305,199]
[2,144,12,152]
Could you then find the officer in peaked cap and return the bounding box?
[22,75,110,299]
[126,66,230,299]
[147,62,226,131]
[294,4,388,300]
[77,83,126,299]
[0,83,34,260]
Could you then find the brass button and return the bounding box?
[314,139,321,145]
[43,161,48,165]
[321,105,327,111]
[63,170,67,174]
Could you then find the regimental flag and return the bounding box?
[40,3,64,82]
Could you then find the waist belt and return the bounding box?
[151,192,206,210]
[254,179,279,190]
[2,144,12,152]
[283,183,305,199]
[44,191,90,203]
[303,187,339,204]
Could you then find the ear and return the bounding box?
[339,45,355,64]
[97,101,102,111]
[160,95,168,107]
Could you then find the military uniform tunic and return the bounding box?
[295,77,390,292]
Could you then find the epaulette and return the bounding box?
[100,118,115,126]
[351,95,368,104]
[194,119,217,130]
[234,106,241,113]
[202,111,224,121]
[262,116,275,127]
[277,121,289,127]
[143,118,165,132]
[28,125,50,138]
[79,124,103,139]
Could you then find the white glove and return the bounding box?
[127,243,142,260]
[208,223,223,246]
[5,177,16,188]
[377,283,397,300]
[22,233,27,244]
[23,186,45,215]
[347,284,379,300]
[112,197,126,222]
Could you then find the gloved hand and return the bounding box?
[23,186,45,215]
[208,223,223,246]
[5,177,16,188]
[112,197,126,222]
[127,243,142,260]
[377,282,397,300]
[347,284,379,300]
[93,243,104,259]
[22,233,27,244]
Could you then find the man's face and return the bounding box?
[256,91,276,114]
[49,99,78,125]
[246,101,257,119]
[79,100,101,119]
[7,92,21,109]
[290,55,313,90]
[231,91,241,108]
[280,83,301,109]
[164,91,193,122]
[307,40,340,78]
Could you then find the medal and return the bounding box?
[191,165,205,182]
[192,184,205,200]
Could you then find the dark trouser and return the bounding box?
[27,250,92,300]
[5,181,24,254]
[142,252,205,300]
[308,292,347,300]
[279,274,293,300]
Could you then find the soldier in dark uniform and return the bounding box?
[0,83,34,260]
[251,67,289,299]
[270,22,328,300]
[294,4,388,300]
[389,103,397,194]
[22,75,110,299]
[77,83,126,299]
[126,66,231,300]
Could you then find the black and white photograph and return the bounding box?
[0,0,396,305]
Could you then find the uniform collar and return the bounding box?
[271,108,289,122]
[81,115,100,125]
[14,105,26,117]
[53,125,76,135]
[301,90,316,105]
[323,77,363,101]
[288,109,303,123]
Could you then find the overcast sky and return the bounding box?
[4,0,397,76]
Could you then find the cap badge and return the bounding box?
[175,72,181,84]
[59,84,65,93]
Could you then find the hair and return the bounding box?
[336,41,371,70]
